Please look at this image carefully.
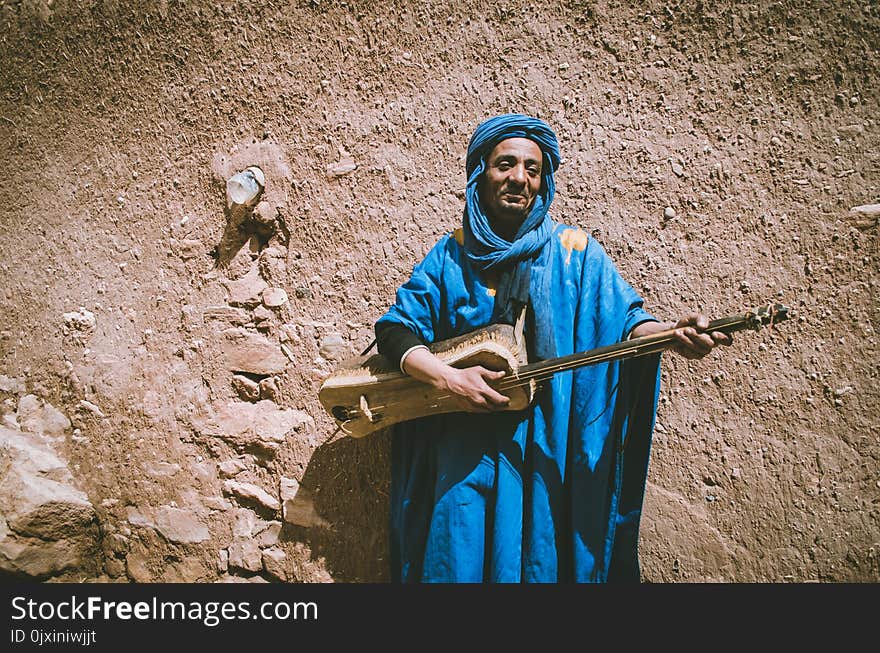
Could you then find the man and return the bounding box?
[374,114,731,582]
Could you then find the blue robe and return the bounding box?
[377,222,662,582]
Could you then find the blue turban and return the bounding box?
[461,113,561,327]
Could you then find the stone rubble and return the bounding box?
[0,417,98,579]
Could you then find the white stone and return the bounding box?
[142,461,181,478]
[77,400,104,418]
[16,397,70,440]
[849,203,880,217]
[218,549,229,572]
[262,287,288,307]
[62,307,96,332]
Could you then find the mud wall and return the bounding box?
[0,0,877,582]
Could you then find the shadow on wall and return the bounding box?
[283,428,393,583]
[213,200,283,269]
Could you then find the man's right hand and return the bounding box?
[401,348,510,413]
[439,365,510,413]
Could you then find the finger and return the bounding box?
[695,314,709,330]
[483,388,511,407]
[673,328,695,347]
[674,312,701,328]
[710,331,733,346]
[690,332,715,351]
[479,368,506,381]
[678,327,714,351]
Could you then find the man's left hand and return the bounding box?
[669,313,733,359]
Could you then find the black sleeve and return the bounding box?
[375,321,425,370]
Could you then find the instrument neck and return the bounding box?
[515,313,755,379]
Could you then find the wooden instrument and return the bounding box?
[318,303,790,438]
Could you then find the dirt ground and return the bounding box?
[0,0,877,582]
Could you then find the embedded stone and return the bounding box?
[223,480,281,512]
[0,426,94,542]
[262,287,288,307]
[280,476,330,529]
[252,305,274,323]
[319,333,349,361]
[218,457,249,479]
[259,377,279,402]
[262,547,287,581]
[203,306,250,325]
[224,267,268,307]
[17,395,70,439]
[255,520,282,548]
[192,401,313,455]
[232,507,258,538]
[326,159,357,177]
[228,539,262,572]
[0,375,25,394]
[152,506,210,544]
[232,374,260,402]
[222,329,288,375]
[62,307,96,333]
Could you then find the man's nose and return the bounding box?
[508,163,527,185]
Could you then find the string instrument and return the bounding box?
[318,303,789,439]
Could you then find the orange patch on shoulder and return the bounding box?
[559,228,588,264]
[453,227,464,246]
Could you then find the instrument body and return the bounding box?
[319,324,533,438]
[319,303,789,439]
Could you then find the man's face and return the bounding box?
[478,137,543,230]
